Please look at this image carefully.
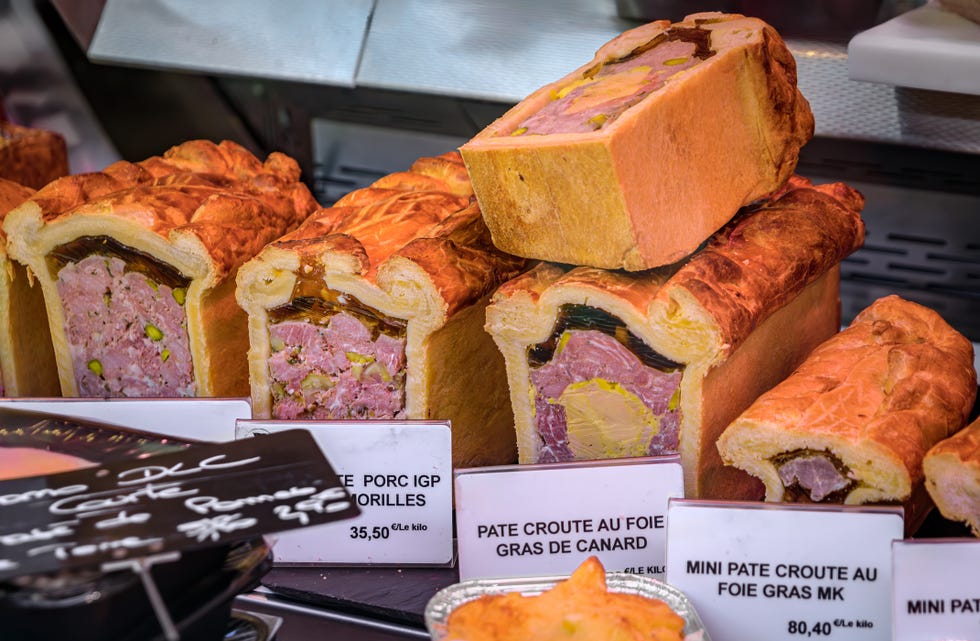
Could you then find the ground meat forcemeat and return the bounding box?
[268,309,407,420]
[57,254,193,397]
[530,328,682,464]
[776,452,853,502]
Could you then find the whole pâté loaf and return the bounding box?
[718,296,977,509]
[0,179,60,396]
[485,177,864,498]
[0,122,69,190]
[460,12,813,271]
[236,152,526,467]
[3,140,318,397]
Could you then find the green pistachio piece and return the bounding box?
[172,287,186,306]
[664,57,689,66]
[346,352,375,364]
[270,335,285,352]
[301,373,335,390]
[161,349,171,362]
[145,324,164,341]
[364,362,392,383]
[87,359,103,376]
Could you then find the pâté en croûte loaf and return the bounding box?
[718,295,977,510]
[3,140,318,397]
[485,177,865,498]
[0,178,60,396]
[236,152,526,467]
[460,12,813,271]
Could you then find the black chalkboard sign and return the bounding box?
[0,429,359,580]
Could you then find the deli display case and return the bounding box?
[2,0,979,639]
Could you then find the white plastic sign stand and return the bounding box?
[455,456,684,581]
[893,538,980,641]
[666,499,903,641]
[237,420,453,565]
[0,397,250,442]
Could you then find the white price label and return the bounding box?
[237,420,453,565]
[893,538,980,641]
[666,500,903,641]
[455,456,684,581]
[0,397,250,442]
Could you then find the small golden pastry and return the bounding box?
[445,556,685,641]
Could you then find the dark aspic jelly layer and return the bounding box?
[528,304,684,464]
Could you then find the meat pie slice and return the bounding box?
[3,140,318,397]
[461,12,813,271]
[485,177,865,499]
[0,179,60,396]
[236,152,527,467]
[718,295,977,507]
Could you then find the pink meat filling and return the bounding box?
[57,254,194,397]
[268,312,406,420]
[516,39,702,135]
[529,330,682,464]
[778,455,852,502]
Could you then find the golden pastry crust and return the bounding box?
[2,140,317,397]
[924,416,980,535]
[444,556,685,641]
[718,295,978,505]
[486,178,864,497]
[0,178,60,396]
[461,12,813,270]
[0,122,69,189]
[236,152,526,467]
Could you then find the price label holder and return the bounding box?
[0,397,250,442]
[454,455,684,581]
[237,420,454,565]
[893,538,980,641]
[666,499,903,641]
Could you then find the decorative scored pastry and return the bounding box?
[443,556,685,641]
[485,177,865,499]
[0,179,60,396]
[461,12,813,271]
[924,416,980,536]
[3,140,318,398]
[0,122,69,190]
[718,295,977,506]
[236,152,526,467]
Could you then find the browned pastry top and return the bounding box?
[664,175,865,354]
[0,178,34,224]
[19,140,318,276]
[493,176,865,358]
[270,152,525,316]
[741,295,977,483]
[0,122,69,190]
[929,415,980,465]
